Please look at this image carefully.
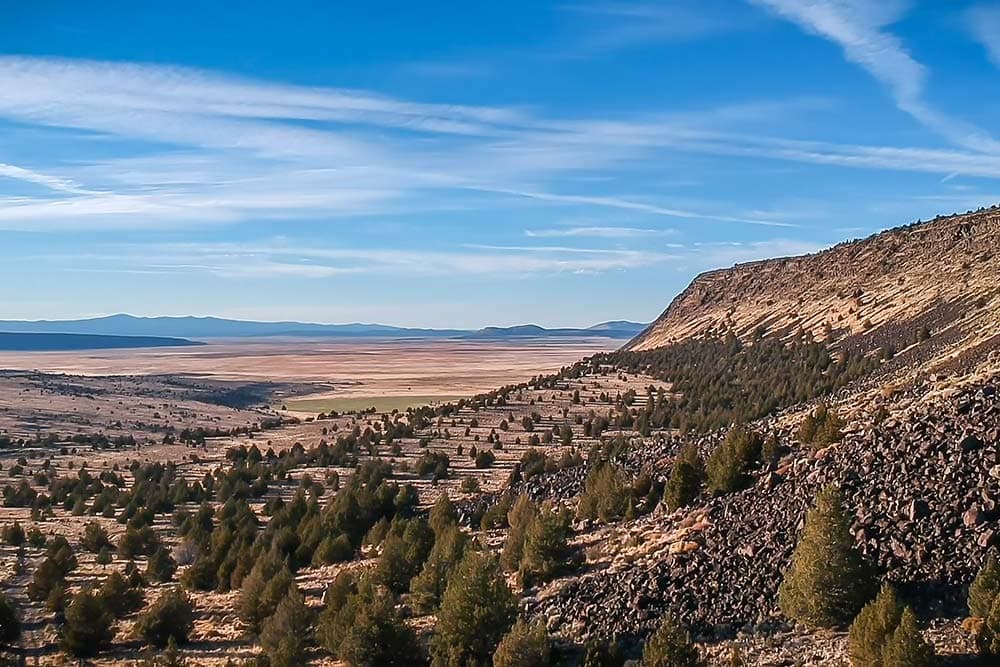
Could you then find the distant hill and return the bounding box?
[0,332,203,351]
[0,314,648,341]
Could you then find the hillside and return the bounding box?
[627,208,1000,378]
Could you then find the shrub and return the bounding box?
[475,449,496,468]
[431,549,517,666]
[582,639,625,667]
[641,614,703,667]
[61,589,114,658]
[493,618,551,667]
[147,546,177,583]
[778,486,874,629]
[136,587,194,648]
[798,404,844,448]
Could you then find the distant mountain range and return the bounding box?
[0,314,648,342]
[0,331,202,352]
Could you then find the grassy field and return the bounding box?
[282,394,464,414]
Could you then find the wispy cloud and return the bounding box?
[750,0,1000,154]
[559,1,753,55]
[965,4,1000,70]
[33,236,830,281]
[525,226,675,238]
[476,187,794,227]
[2,54,1000,233]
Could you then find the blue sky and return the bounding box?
[1,1,999,327]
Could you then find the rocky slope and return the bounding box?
[527,369,1000,641]
[627,208,1000,376]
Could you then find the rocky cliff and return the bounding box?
[628,208,1000,378]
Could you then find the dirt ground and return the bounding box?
[0,338,619,441]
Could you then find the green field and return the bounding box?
[282,395,464,414]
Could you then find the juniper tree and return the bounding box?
[260,585,313,667]
[501,494,538,572]
[847,583,902,666]
[518,502,573,587]
[146,545,177,583]
[641,614,703,667]
[582,639,625,667]
[880,608,934,667]
[492,618,551,667]
[61,589,114,658]
[969,554,1000,618]
[135,587,194,648]
[410,523,467,613]
[663,444,703,511]
[98,569,144,618]
[705,426,761,495]
[432,549,517,666]
[577,462,628,523]
[778,486,873,628]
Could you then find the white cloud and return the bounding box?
[965,4,1000,69]
[525,226,675,238]
[750,0,1000,154]
[1,54,1000,233]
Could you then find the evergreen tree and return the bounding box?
[576,462,628,523]
[492,618,551,667]
[969,554,1000,618]
[260,585,313,667]
[501,495,537,572]
[429,492,458,536]
[98,569,144,618]
[82,520,112,553]
[238,550,290,634]
[641,615,703,667]
[147,545,177,583]
[847,583,902,666]
[705,426,760,495]
[61,589,114,658]
[663,444,703,511]
[432,549,517,666]
[135,587,194,648]
[880,607,934,666]
[1,521,24,547]
[317,572,422,667]
[778,486,874,629]
[410,523,467,612]
[518,502,572,587]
